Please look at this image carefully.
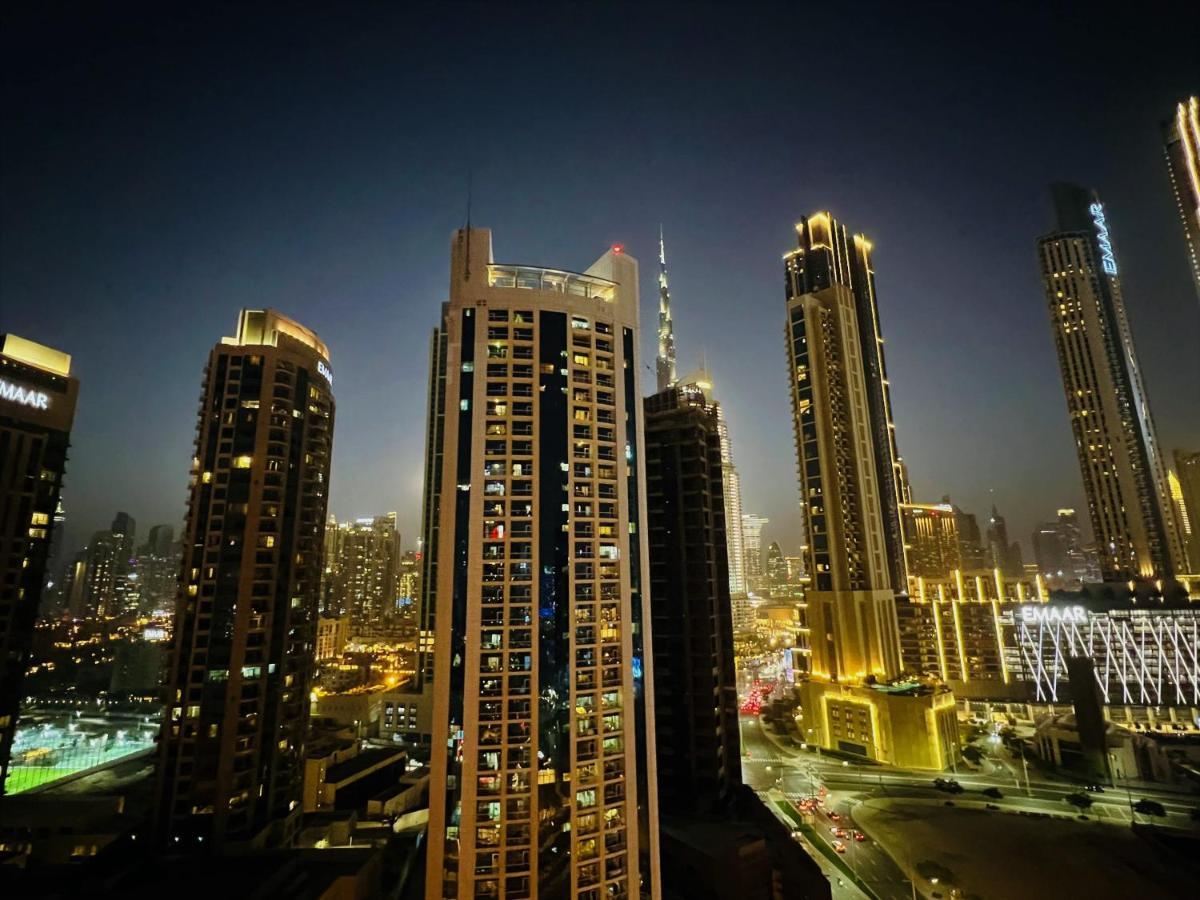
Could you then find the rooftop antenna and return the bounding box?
[464,171,473,281]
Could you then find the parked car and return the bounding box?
[982,787,1003,799]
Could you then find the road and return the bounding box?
[740,711,1200,898]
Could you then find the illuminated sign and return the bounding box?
[1088,202,1118,276]
[0,378,50,410]
[317,360,333,385]
[1020,605,1087,625]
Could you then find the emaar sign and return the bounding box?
[0,378,50,410]
[1088,202,1118,276]
[1020,605,1087,625]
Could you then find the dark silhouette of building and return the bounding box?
[0,334,78,795]
[644,384,740,816]
[155,309,335,850]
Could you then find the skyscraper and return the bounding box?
[655,227,677,393]
[136,524,181,615]
[155,309,335,850]
[784,212,904,680]
[784,214,955,769]
[985,504,1023,578]
[325,514,402,635]
[740,513,769,586]
[0,334,78,795]
[1163,96,1200,302]
[423,228,660,899]
[1172,449,1200,573]
[900,502,962,580]
[1037,183,1186,581]
[643,383,740,816]
[675,367,748,598]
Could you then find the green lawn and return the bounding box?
[4,766,76,793]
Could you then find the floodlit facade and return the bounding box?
[1037,183,1186,582]
[741,513,769,588]
[155,309,335,850]
[1172,449,1200,573]
[1163,96,1200,301]
[0,334,78,795]
[784,212,904,682]
[424,229,659,900]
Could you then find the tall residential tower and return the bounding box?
[1164,96,1200,302]
[155,309,335,849]
[783,213,956,770]
[423,229,660,900]
[1037,183,1185,582]
[0,334,78,795]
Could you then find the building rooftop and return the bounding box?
[325,747,405,784]
[1,334,72,376]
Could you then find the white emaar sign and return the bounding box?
[0,378,51,410]
[1020,604,1087,625]
[1088,202,1118,276]
[317,360,333,385]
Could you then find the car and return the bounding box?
[982,787,1003,799]
[852,830,866,842]
[829,825,840,835]
[1085,784,1105,793]
[832,840,847,854]
[828,811,841,821]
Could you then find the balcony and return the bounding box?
[487,265,616,302]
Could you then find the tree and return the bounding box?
[962,746,984,765]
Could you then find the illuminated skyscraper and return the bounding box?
[784,214,955,769]
[1172,449,1200,573]
[784,212,904,680]
[740,513,768,586]
[655,227,677,393]
[0,334,78,795]
[325,513,402,634]
[1038,183,1186,581]
[1164,96,1200,302]
[423,229,659,899]
[155,309,335,849]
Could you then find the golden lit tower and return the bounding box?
[1037,184,1185,582]
[1164,96,1200,303]
[424,229,660,899]
[783,212,905,681]
[155,309,335,850]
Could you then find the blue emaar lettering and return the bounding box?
[1088,202,1118,276]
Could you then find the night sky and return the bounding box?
[4,4,1198,563]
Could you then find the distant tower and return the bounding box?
[155,309,335,850]
[1037,183,1185,581]
[656,226,677,392]
[1163,96,1200,302]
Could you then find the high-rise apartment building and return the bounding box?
[675,368,748,598]
[643,383,740,817]
[784,213,956,770]
[324,514,402,635]
[0,334,78,795]
[423,228,660,900]
[155,309,335,850]
[943,496,987,570]
[900,502,962,580]
[1163,96,1200,301]
[1037,183,1185,581]
[784,212,904,680]
[1171,450,1200,573]
[740,513,768,586]
[137,524,181,614]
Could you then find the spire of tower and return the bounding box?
[656,224,677,392]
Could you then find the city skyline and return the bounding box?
[4,7,1199,570]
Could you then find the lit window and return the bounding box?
[234,455,253,468]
